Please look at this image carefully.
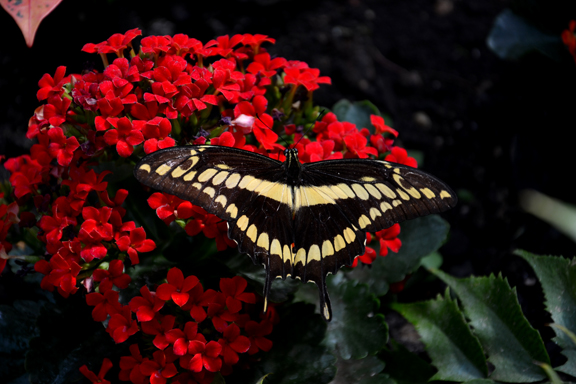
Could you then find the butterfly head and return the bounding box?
[284,147,301,184]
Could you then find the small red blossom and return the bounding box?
[93,259,132,291]
[116,227,156,265]
[107,306,139,343]
[34,254,81,297]
[156,267,200,307]
[140,350,179,384]
[82,28,142,56]
[119,344,147,384]
[245,320,273,354]
[385,146,418,168]
[129,285,165,322]
[186,340,222,373]
[37,66,69,101]
[86,289,122,322]
[375,224,402,257]
[218,323,250,365]
[104,117,145,157]
[79,358,113,384]
[220,276,256,313]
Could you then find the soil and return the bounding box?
[2,0,575,370]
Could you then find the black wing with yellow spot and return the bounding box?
[134,145,457,321]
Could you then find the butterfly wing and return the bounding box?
[289,158,457,320]
[134,145,297,307]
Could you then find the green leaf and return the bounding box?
[332,99,389,133]
[434,270,550,382]
[324,275,388,359]
[380,340,436,383]
[515,250,576,377]
[391,289,488,382]
[253,303,337,384]
[461,380,497,384]
[487,9,563,61]
[350,215,450,296]
[330,355,387,384]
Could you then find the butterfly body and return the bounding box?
[134,145,457,321]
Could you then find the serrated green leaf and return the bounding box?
[380,340,436,383]
[392,289,488,381]
[515,250,576,377]
[252,303,336,384]
[350,215,449,296]
[534,362,564,384]
[434,270,550,382]
[324,276,388,359]
[332,99,389,133]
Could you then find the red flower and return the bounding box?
[147,192,185,224]
[140,350,179,384]
[140,36,171,56]
[140,314,177,350]
[104,117,145,157]
[375,223,402,257]
[119,344,147,384]
[46,127,80,166]
[34,254,81,297]
[129,285,165,322]
[284,62,331,91]
[204,34,244,57]
[43,95,71,127]
[37,66,68,101]
[107,306,138,343]
[169,321,206,356]
[351,233,377,267]
[116,227,156,265]
[370,115,398,137]
[186,340,222,373]
[82,28,142,56]
[183,205,237,251]
[343,132,378,159]
[385,146,417,168]
[93,259,132,291]
[246,53,287,78]
[156,267,200,307]
[245,320,273,354]
[142,117,176,154]
[86,289,122,322]
[219,276,256,313]
[218,323,250,365]
[79,358,113,384]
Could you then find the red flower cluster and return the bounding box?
[0,194,19,272]
[84,267,273,383]
[1,28,415,381]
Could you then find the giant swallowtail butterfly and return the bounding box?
[134,145,456,321]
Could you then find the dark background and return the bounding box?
[1,0,575,368]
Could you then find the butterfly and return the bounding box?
[134,144,457,321]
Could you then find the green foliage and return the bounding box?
[324,276,388,360]
[349,215,450,296]
[515,250,576,377]
[434,270,549,382]
[392,289,488,382]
